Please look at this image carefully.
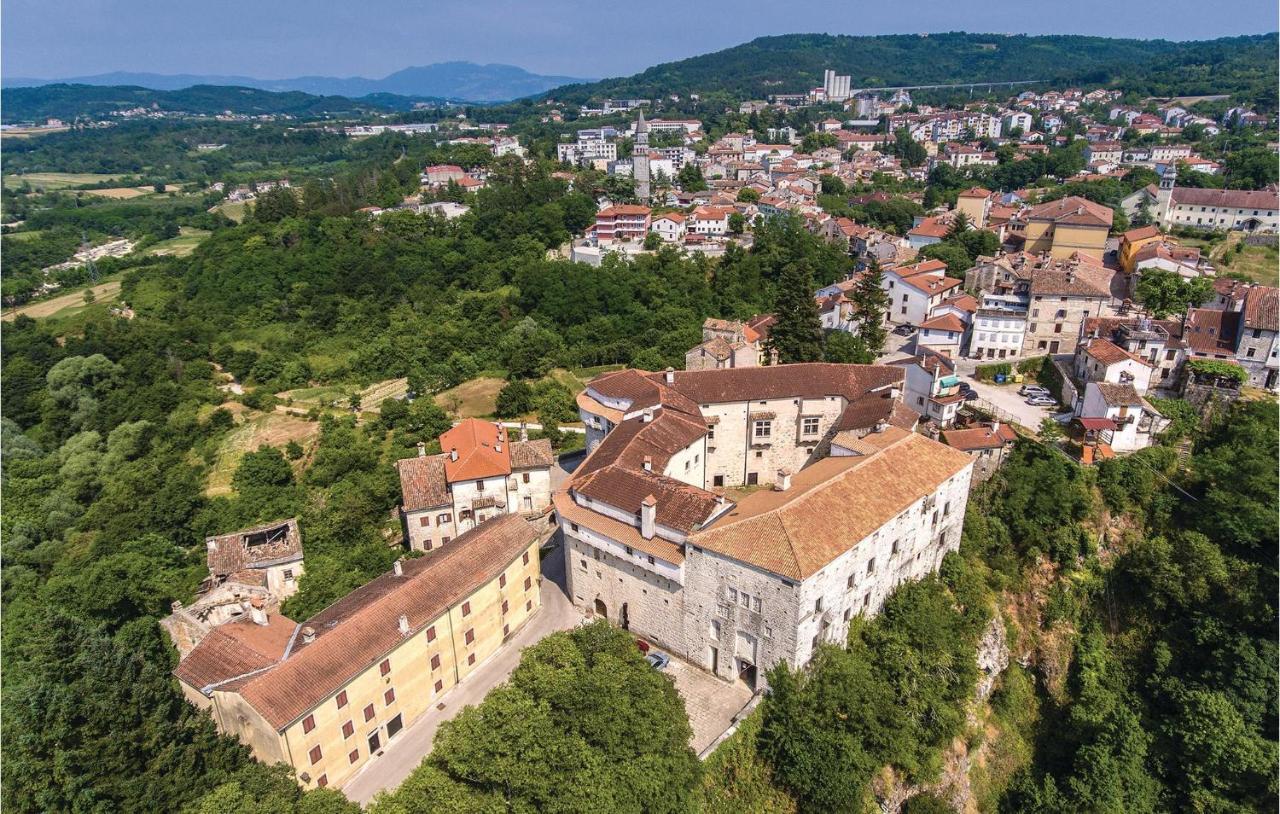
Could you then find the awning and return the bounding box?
[938,375,960,388]
[1076,417,1118,431]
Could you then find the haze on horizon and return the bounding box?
[4,0,1278,83]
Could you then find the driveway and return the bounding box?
[661,656,754,756]
[341,531,585,805]
[962,379,1059,430]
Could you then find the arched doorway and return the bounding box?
[619,603,630,630]
[593,598,607,619]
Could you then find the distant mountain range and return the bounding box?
[4,61,594,103]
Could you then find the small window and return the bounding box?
[867,558,876,574]
[283,569,295,581]
[524,576,532,591]
[863,593,871,607]
[426,626,436,642]
[302,714,315,734]
[802,417,820,435]
[648,555,655,565]
[846,574,855,589]
[317,775,328,788]
[499,574,507,588]
[522,552,530,566]
[384,688,395,706]
[713,474,724,487]
[753,420,772,439]
[503,623,510,636]
[437,513,451,524]
[526,600,533,612]
[476,480,485,492]
[814,598,824,613]
[502,599,509,614]
[419,516,431,527]
[342,720,354,738]
[363,704,375,722]
[468,653,476,666]
[461,601,471,617]
[465,629,475,645]
[523,472,531,483]
[434,679,444,693]
[379,659,391,676]
[349,749,360,764]
[336,690,348,708]
[309,745,323,765]
[431,654,441,670]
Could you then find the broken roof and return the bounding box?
[206,518,303,577]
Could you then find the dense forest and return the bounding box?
[549,32,1279,112]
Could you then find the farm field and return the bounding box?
[205,409,320,496]
[2,279,122,321]
[2,172,126,190]
[146,226,212,257]
[213,200,249,222]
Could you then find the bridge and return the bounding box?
[848,79,1047,96]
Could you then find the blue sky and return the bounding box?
[3,0,1277,80]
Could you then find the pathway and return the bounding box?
[2,280,120,321]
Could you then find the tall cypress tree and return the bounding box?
[767,261,825,364]
[851,258,890,358]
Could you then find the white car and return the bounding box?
[1025,395,1057,407]
[1019,385,1051,397]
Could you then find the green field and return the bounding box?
[1216,242,1279,285]
[145,226,211,257]
[2,172,126,191]
[214,200,249,223]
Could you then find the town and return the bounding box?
[2,22,1277,814]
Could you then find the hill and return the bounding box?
[0,83,403,123]
[547,32,1279,110]
[4,61,594,104]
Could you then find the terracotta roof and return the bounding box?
[908,217,950,238]
[1121,224,1160,243]
[572,463,721,534]
[1242,286,1279,333]
[958,187,992,198]
[1075,417,1118,431]
[552,491,686,565]
[939,293,979,313]
[577,409,708,478]
[441,418,512,481]
[510,438,555,470]
[1170,187,1278,211]
[920,313,967,333]
[576,390,624,424]
[941,423,1017,451]
[1028,265,1112,299]
[1083,337,1151,367]
[692,430,972,580]
[1094,382,1144,407]
[597,205,653,217]
[230,514,539,730]
[899,271,963,297]
[835,390,919,432]
[648,363,903,405]
[1183,308,1241,356]
[1024,196,1113,228]
[206,519,303,577]
[396,454,450,511]
[175,615,298,694]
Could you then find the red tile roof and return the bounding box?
[175,615,298,694]
[920,313,966,333]
[941,423,1017,451]
[440,418,511,481]
[1024,195,1114,228]
[228,514,540,730]
[206,519,303,577]
[1242,286,1279,333]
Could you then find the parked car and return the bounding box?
[1025,396,1057,407]
[963,390,980,401]
[645,651,671,670]
[892,324,915,336]
[1019,384,1051,397]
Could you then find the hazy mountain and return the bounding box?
[4,61,594,103]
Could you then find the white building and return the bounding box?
[970,298,1029,361]
[396,419,554,552]
[1076,381,1167,452]
[882,260,963,326]
[650,213,687,243]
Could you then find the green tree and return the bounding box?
[495,379,535,418]
[767,262,824,363]
[728,212,746,234]
[849,259,890,356]
[1135,269,1213,318]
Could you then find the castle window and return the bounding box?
[431,654,441,670]
[802,417,820,435]
[379,659,391,676]
[309,746,323,765]
[753,420,772,439]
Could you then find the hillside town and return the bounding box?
[4,20,1278,814]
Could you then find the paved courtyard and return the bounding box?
[656,651,755,756]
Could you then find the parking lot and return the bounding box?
[963,378,1065,430]
[661,654,754,755]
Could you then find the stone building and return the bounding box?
[1023,259,1114,354]
[173,514,542,790]
[684,316,775,371]
[1236,285,1279,391]
[163,518,305,658]
[395,419,554,552]
[562,364,972,690]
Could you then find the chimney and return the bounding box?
[416,441,427,457]
[990,420,1000,434]
[519,422,528,442]
[874,420,889,433]
[398,614,411,636]
[664,367,675,384]
[450,447,458,462]
[642,455,652,472]
[889,385,901,401]
[301,626,316,644]
[393,559,403,577]
[775,469,792,491]
[640,494,656,539]
[495,441,502,453]
[249,595,268,626]
[642,408,654,423]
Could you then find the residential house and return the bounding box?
[684,316,774,372]
[1073,337,1155,394]
[940,421,1018,483]
[1024,260,1114,354]
[1013,196,1113,260]
[593,205,652,243]
[882,260,963,326]
[1075,382,1167,452]
[955,187,992,228]
[916,313,968,356]
[890,350,964,427]
[650,212,687,243]
[1236,285,1280,390]
[396,419,554,552]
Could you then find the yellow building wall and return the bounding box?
[1022,221,1053,254]
[1119,234,1161,273]
[1048,224,1108,260]
[955,197,987,228]
[211,538,544,790]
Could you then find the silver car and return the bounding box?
[1025,395,1057,407]
[1019,385,1051,397]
